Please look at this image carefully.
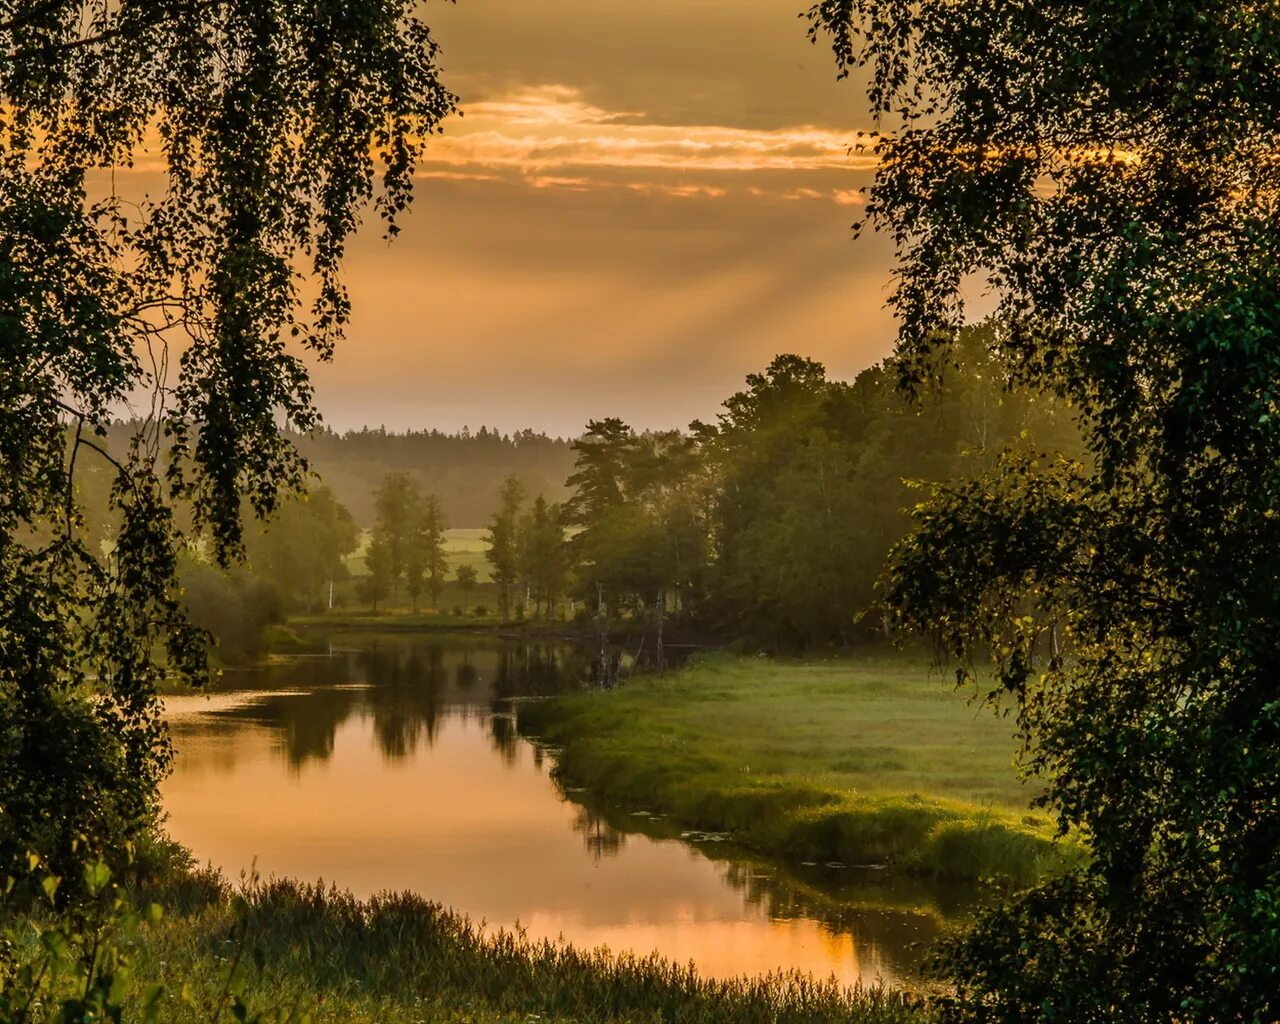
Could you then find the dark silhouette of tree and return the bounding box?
[0,0,452,876]
[243,485,358,612]
[518,496,568,618]
[811,1,1280,1017]
[422,495,449,608]
[557,342,1068,651]
[361,527,394,613]
[455,563,478,611]
[373,472,422,601]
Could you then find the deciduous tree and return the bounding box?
[484,475,525,621]
[0,0,452,874]
[810,1,1280,1016]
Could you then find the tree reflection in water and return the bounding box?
[571,807,627,860]
[180,635,605,769]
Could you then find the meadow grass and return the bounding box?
[344,527,491,579]
[519,653,1078,886]
[288,610,502,630]
[1,870,925,1024]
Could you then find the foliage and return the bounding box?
[371,473,420,600]
[809,1,1280,1018]
[367,474,448,613]
[558,341,1074,650]
[516,496,568,618]
[178,557,282,667]
[0,852,302,1024]
[564,422,707,647]
[358,531,394,614]
[3,834,923,1024]
[453,564,478,608]
[421,496,449,609]
[117,874,922,1024]
[0,0,452,875]
[243,487,357,613]
[483,476,525,621]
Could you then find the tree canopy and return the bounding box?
[810,1,1280,1018]
[1,0,452,874]
[549,339,1074,649]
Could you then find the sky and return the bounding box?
[312,0,897,436]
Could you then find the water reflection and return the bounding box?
[162,633,964,988]
[169,636,597,770]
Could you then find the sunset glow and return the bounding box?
[312,0,893,435]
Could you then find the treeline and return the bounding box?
[180,484,361,662]
[293,426,575,527]
[79,335,1078,656]
[359,473,480,612]
[480,330,1080,650]
[88,422,576,529]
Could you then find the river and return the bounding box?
[161,632,968,989]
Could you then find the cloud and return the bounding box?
[464,84,643,127]
[419,84,874,204]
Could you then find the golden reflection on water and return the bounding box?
[161,640,941,988]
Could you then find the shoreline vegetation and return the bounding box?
[518,654,1079,888]
[6,856,924,1024]
[269,612,714,653]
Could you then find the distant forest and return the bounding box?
[92,423,577,528]
[354,327,1086,649]
[292,428,576,527]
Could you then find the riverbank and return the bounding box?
[277,612,713,650]
[6,864,925,1024]
[519,654,1077,887]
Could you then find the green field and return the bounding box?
[332,528,497,615]
[520,654,1078,886]
[343,527,491,579]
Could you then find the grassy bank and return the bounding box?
[288,610,502,630]
[519,654,1076,886]
[5,870,925,1024]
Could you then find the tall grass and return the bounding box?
[120,874,927,1024]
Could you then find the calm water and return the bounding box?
[162,633,964,988]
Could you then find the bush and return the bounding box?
[0,692,162,887]
[473,605,488,617]
[179,559,282,666]
[1,851,299,1024]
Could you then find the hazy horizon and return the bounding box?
[299,0,900,436]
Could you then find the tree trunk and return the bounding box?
[655,587,666,671]
[596,581,610,687]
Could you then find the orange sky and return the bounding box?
[314,0,900,435]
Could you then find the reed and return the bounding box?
[117,873,928,1024]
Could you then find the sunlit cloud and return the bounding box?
[832,189,866,206]
[464,84,644,127]
[421,84,874,204]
